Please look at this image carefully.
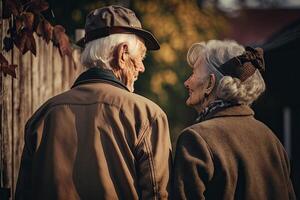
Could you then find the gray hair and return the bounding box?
[80,34,142,70]
[187,40,266,105]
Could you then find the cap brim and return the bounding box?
[128,27,160,50]
[75,27,160,50]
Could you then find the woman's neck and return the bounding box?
[195,95,216,114]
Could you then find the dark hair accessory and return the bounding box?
[242,46,265,72]
[218,46,265,82]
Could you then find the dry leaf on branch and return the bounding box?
[0,53,17,78]
[21,12,35,31]
[3,0,72,58]
[13,12,35,32]
[37,19,54,43]
[14,28,37,56]
[15,15,24,31]
[53,25,72,57]
[3,37,14,52]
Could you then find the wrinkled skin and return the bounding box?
[112,39,146,92]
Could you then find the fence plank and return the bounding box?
[31,34,40,112]
[14,49,33,193]
[38,37,45,104]
[1,20,13,197]
[1,18,83,198]
[62,56,68,91]
[44,42,53,97]
[2,56,12,190]
[11,47,20,195]
[53,46,63,95]
[72,48,85,86]
[68,53,76,87]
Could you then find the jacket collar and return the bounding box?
[71,67,129,91]
[205,104,254,121]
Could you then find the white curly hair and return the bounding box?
[187,40,266,105]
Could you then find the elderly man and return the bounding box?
[15,5,172,200]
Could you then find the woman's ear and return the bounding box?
[116,43,129,69]
[205,74,216,95]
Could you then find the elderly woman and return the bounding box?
[173,40,296,200]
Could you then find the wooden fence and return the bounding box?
[0,19,84,199]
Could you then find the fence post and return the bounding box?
[1,1,12,199]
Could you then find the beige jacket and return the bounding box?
[173,105,296,200]
[16,68,172,200]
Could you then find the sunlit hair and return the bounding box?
[187,40,266,105]
[80,34,142,70]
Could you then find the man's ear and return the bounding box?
[205,74,216,95]
[116,43,129,69]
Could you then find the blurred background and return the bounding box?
[2,0,300,197]
[45,0,300,195]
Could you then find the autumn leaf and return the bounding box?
[0,53,9,66]
[37,19,53,43]
[3,37,14,52]
[21,12,35,31]
[53,25,72,57]
[3,0,70,58]
[0,53,17,78]
[13,12,35,32]
[15,15,24,31]
[3,0,21,18]
[53,25,65,35]
[14,28,37,56]
[25,0,49,14]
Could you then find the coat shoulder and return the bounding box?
[182,115,285,155]
[101,85,167,120]
[26,83,167,134]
